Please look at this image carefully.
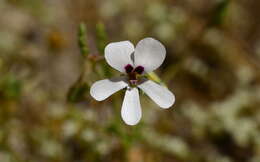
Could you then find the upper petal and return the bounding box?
[121,87,142,125]
[134,38,166,73]
[90,77,128,101]
[105,41,135,73]
[138,79,175,109]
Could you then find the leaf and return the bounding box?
[78,23,89,57]
[95,22,108,54]
[0,75,22,99]
[210,0,230,26]
[67,76,89,103]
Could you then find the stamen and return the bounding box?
[124,64,134,73]
[133,66,144,74]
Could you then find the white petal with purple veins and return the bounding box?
[121,88,142,125]
[90,77,128,101]
[105,41,134,73]
[134,38,166,73]
[138,80,175,108]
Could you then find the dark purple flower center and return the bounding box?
[133,66,144,74]
[125,64,134,73]
[124,64,144,75]
[124,64,145,86]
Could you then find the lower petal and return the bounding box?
[138,80,175,109]
[121,88,142,125]
[90,77,128,101]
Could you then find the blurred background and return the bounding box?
[1,0,260,162]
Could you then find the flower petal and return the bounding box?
[138,80,175,109]
[134,38,166,73]
[90,77,128,101]
[121,88,142,125]
[105,41,135,72]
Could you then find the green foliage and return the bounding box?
[95,22,108,54]
[67,80,89,103]
[0,75,21,99]
[78,23,89,57]
[210,0,230,26]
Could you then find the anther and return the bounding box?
[133,66,144,74]
[124,64,134,73]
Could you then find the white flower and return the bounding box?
[90,38,175,125]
